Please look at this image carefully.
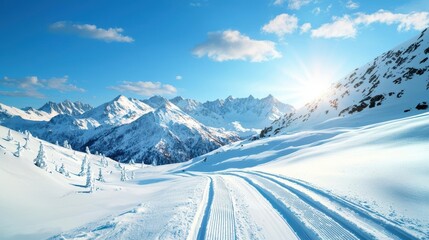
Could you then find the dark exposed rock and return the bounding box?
[393,77,402,84]
[369,95,385,108]
[416,102,428,110]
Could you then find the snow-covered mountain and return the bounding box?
[38,100,93,116]
[262,28,429,137]
[0,94,290,165]
[83,101,239,165]
[170,95,294,137]
[81,95,153,126]
[0,103,54,122]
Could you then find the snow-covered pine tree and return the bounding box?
[58,163,65,174]
[86,163,92,187]
[152,158,157,166]
[23,138,29,149]
[97,168,105,182]
[79,155,88,176]
[63,140,69,148]
[85,146,91,155]
[14,142,21,157]
[6,129,13,141]
[120,167,127,181]
[34,142,47,169]
[24,130,31,140]
[86,163,94,192]
[102,154,108,167]
[129,158,135,165]
[55,141,59,146]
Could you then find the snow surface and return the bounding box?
[1,111,428,239]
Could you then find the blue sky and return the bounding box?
[1,0,429,109]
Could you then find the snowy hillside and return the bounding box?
[0,103,54,122]
[38,100,93,116]
[171,95,294,137]
[263,28,429,137]
[81,95,153,126]
[83,101,239,165]
[1,111,428,239]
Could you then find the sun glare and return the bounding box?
[280,54,344,108]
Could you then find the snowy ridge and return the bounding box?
[83,101,239,165]
[0,103,54,122]
[38,100,93,116]
[81,95,153,126]
[171,95,294,137]
[262,28,429,137]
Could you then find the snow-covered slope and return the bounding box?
[84,101,239,165]
[0,125,143,239]
[0,103,54,122]
[263,28,429,137]
[81,95,153,126]
[171,95,294,137]
[2,111,427,239]
[38,100,93,116]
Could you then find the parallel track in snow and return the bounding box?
[204,176,236,240]
[251,171,421,240]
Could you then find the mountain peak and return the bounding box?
[38,100,93,116]
[113,94,128,102]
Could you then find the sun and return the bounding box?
[294,68,333,105]
[279,55,344,108]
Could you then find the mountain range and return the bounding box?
[0,94,292,164]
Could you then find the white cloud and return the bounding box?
[175,75,183,80]
[355,10,429,31]
[192,30,281,62]
[1,76,84,98]
[311,10,429,39]
[311,15,357,38]
[273,0,311,9]
[312,7,321,15]
[50,21,134,43]
[288,0,311,10]
[300,23,312,33]
[109,81,177,96]
[262,14,298,37]
[273,0,284,5]
[346,0,359,10]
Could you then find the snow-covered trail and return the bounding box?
[51,170,424,240]
[225,170,422,240]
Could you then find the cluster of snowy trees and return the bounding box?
[5,129,141,193]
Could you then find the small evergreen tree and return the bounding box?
[103,154,109,167]
[23,138,29,149]
[129,158,135,165]
[14,142,21,157]
[78,155,88,176]
[120,167,127,181]
[86,163,92,187]
[152,158,157,166]
[86,163,94,193]
[58,163,65,174]
[34,142,47,169]
[6,129,13,141]
[24,130,31,140]
[85,146,91,155]
[97,168,105,182]
[55,141,59,146]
